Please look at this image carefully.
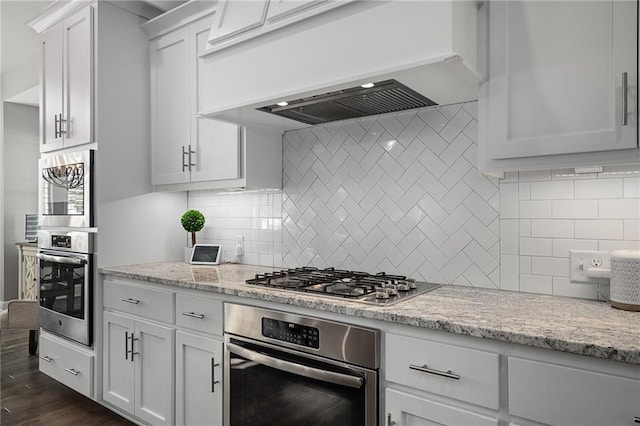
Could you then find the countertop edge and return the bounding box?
[100,267,640,365]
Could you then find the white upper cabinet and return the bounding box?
[40,6,93,152]
[147,15,281,191]
[150,28,191,185]
[207,0,269,45]
[479,0,639,172]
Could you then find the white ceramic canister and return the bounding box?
[609,250,640,311]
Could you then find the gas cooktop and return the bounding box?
[246,267,440,305]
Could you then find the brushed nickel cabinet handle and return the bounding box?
[181,312,205,319]
[211,357,220,392]
[188,145,196,171]
[64,368,79,376]
[622,72,628,126]
[54,114,59,139]
[182,146,189,172]
[121,298,140,305]
[409,363,460,380]
[125,331,130,360]
[58,113,66,135]
[40,355,53,362]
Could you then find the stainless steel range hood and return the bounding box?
[257,80,437,126]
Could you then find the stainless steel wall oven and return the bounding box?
[39,149,94,228]
[37,230,94,346]
[224,304,379,426]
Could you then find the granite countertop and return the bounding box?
[100,262,640,364]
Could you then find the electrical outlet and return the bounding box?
[235,236,244,257]
[569,250,610,283]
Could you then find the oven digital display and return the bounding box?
[51,235,72,248]
[262,318,319,349]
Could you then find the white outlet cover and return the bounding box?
[569,250,610,283]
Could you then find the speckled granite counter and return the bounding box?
[100,262,640,364]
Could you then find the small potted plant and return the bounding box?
[181,209,205,262]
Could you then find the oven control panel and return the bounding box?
[262,318,319,349]
[51,235,72,248]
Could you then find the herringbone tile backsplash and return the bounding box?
[282,102,502,288]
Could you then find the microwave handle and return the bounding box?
[226,342,364,389]
[36,253,87,266]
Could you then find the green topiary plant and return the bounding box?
[181,209,205,246]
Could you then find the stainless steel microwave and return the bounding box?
[39,149,94,228]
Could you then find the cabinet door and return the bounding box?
[175,331,223,426]
[487,1,637,160]
[509,357,640,426]
[62,6,93,148]
[192,22,241,183]
[150,28,191,185]
[207,0,269,45]
[40,24,64,152]
[385,388,499,426]
[103,312,135,415]
[134,320,174,426]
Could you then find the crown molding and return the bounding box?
[27,1,93,34]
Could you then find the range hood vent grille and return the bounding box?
[257,79,437,126]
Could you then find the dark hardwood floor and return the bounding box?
[1,330,134,425]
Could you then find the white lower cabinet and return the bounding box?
[39,330,94,398]
[175,331,223,426]
[509,357,640,426]
[103,311,174,426]
[385,332,500,426]
[386,388,499,426]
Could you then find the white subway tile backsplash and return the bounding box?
[530,181,574,200]
[624,178,640,198]
[531,257,569,277]
[552,200,598,219]
[575,179,623,199]
[500,220,519,255]
[500,255,520,291]
[520,238,552,256]
[520,274,553,294]
[598,199,640,219]
[575,220,624,240]
[624,220,640,240]
[552,239,598,257]
[531,219,574,238]
[499,183,519,218]
[598,240,640,251]
[519,200,552,218]
[190,101,638,301]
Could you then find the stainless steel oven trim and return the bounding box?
[39,149,94,228]
[224,303,380,369]
[223,334,378,426]
[37,248,92,346]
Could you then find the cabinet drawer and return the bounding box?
[509,357,640,425]
[39,332,94,397]
[175,294,223,335]
[385,333,500,409]
[103,280,174,323]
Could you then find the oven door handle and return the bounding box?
[226,342,364,389]
[36,253,87,266]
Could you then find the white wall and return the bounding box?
[2,103,39,300]
[190,101,640,301]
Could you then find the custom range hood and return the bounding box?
[198,1,483,131]
[257,80,437,126]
